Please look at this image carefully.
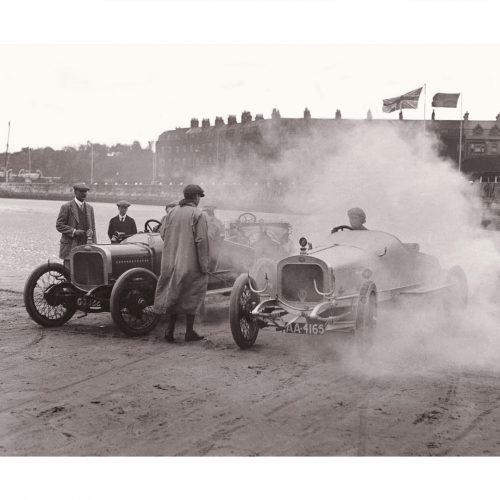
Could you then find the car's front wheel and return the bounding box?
[229,274,260,349]
[24,262,77,327]
[110,268,160,336]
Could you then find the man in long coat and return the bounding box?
[153,184,210,342]
[56,183,97,268]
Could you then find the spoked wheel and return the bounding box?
[24,262,77,327]
[444,266,468,310]
[229,273,260,349]
[354,280,377,352]
[110,268,160,336]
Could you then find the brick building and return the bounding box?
[155,109,500,186]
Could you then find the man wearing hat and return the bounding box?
[347,207,368,230]
[153,184,210,342]
[56,183,97,268]
[107,200,137,242]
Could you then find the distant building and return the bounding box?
[155,110,500,184]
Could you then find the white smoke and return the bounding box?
[265,121,500,372]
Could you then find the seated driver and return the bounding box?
[347,207,368,230]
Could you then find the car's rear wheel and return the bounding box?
[354,281,377,350]
[24,262,77,327]
[110,268,159,336]
[444,266,468,310]
[229,273,260,349]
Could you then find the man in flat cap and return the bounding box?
[347,207,368,230]
[107,200,137,243]
[56,183,97,268]
[154,184,210,342]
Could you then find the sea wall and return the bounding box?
[0,182,285,213]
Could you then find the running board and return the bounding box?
[398,285,446,295]
[206,287,233,296]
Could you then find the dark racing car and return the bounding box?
[24,213,293,336]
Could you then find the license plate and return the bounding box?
[284,322,325,335]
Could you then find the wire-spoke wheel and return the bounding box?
[24,262,77,327]
[110,268,159,336]
[229,273,260,349]
[354,280,377,353]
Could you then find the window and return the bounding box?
[469,142,485,154]
[490,142,498,154]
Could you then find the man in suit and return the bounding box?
[56,183,97,268]
[107,200,137,242]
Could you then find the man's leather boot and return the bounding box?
[165,314,177,342]
[185,314,205,341]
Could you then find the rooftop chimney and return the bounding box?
[255,114,264,121]
[190,118,199,128]
[201,118,210,128]
[228,115,237,126]
[215,116,224,126]
[241,111,252,124]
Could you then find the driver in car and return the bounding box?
[331,207,368,233]
[347,207,368,230]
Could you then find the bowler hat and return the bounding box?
[183,184,205,197]
[116,200,131,207]
[73,183,90,191]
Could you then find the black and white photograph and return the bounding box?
[2,1,500,498]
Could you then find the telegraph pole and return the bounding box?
[87,141,94,183]
[4,121,10,172]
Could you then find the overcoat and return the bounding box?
[153,203,210,315]
[56,200,97,259]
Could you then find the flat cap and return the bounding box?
[116,200,131,207]
[183,184,205,197]
[73,183,90,191]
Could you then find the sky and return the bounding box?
[1,1,500,152]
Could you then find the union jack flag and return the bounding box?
[382,87,423,113]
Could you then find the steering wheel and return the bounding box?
[331,225,353,234]
[144,219,162,233]
[237,212,257,223]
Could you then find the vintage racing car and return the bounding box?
[24,213,293,336]
[229,228,468,349]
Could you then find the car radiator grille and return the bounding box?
[281,263,325,303]
[73,252,105,286]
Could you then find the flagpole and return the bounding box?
[458,93,463,173]
[423,83,427,132]
[4,121,10,172]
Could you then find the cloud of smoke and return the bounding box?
[264,121,500,372]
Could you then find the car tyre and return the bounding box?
[443,266,468,310]
[110,268,160,336]
[24,262,76,327]
[229,273,260,349]
[354,280,377,350]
